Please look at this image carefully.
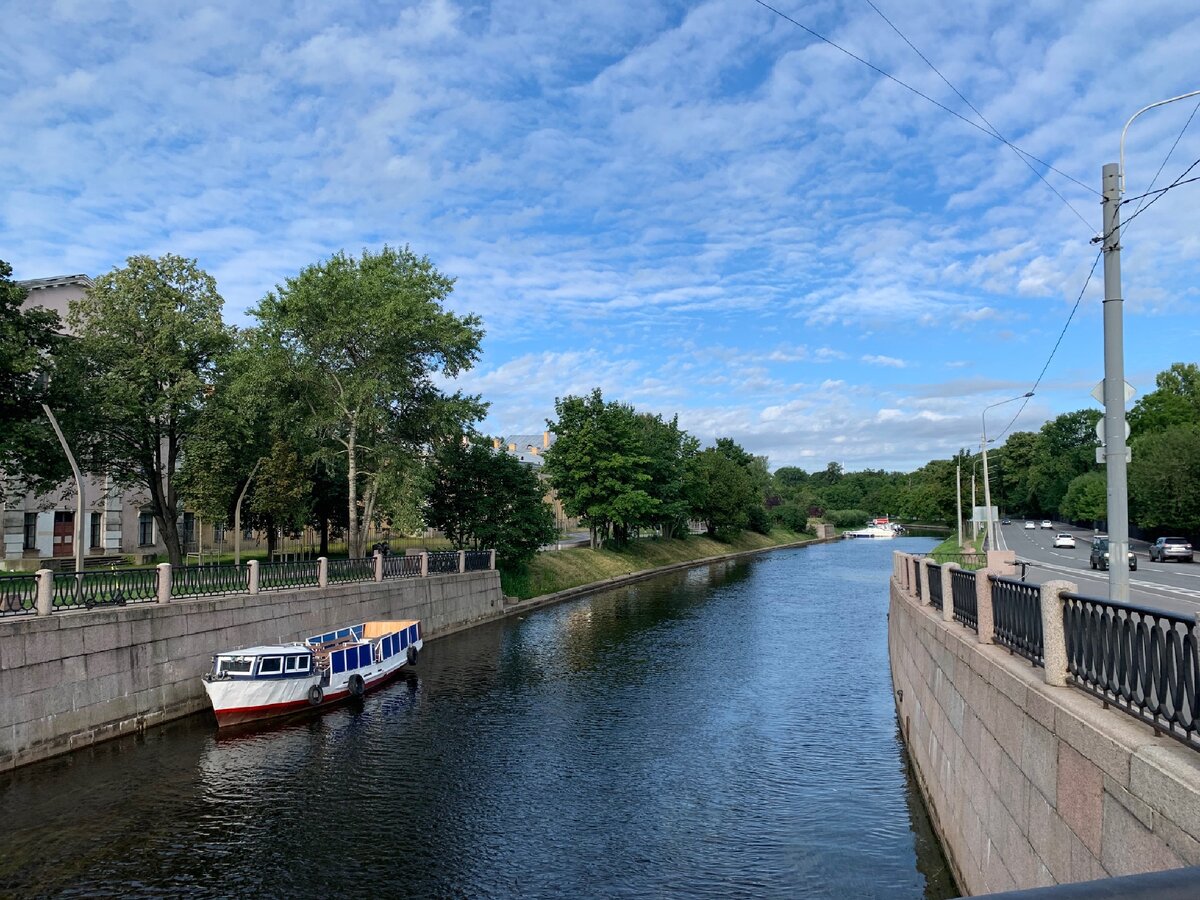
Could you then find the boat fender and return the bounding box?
[348,674,365,697]
[407,646,419,666]
[307,684,323,706]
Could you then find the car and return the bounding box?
[1149,537,1194,563]
[1040,520,1053,529]
[1090,536,1137,571]
[1001,518,1011,525]
[1053,533,1076,549]
[1025,521,1036,529]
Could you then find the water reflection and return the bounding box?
[0,537,953,898]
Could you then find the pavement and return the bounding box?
[991,520,1200,616]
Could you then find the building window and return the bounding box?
[90,512,102,549]
[23,512,37,550]
[138,512,155,547]
[182,512,195,545]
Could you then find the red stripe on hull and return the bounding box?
[212,666,406,727]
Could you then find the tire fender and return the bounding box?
[407,645,419,666]
[348,674,365,697]
[308,684,324,706]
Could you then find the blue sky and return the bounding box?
[4,0,1198,471]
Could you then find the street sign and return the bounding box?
[1091,380,1136,406]
[1096,447,1132,464]
[1094,419,1130,445]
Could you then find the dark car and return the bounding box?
[1149,537,1194,563]
[1090,536,1136,571]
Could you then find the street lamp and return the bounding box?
[981,392,1034,551]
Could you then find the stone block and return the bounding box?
[1129,743,1200,842]
[1153,810,1200,866]
[1103,773,1153,830]
[1028,789,1072,882]
[997,745,1032,832]
[0,637,27,671]
[1025,686,1057,731]
[1058,741,1104,855]
[1054,691,1146,787]
[1100,791,1183,876]
[24,629,65,666]
[1021,716,1058,804]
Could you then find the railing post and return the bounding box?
[156,562,172,604]
[1040,579,1075,687]
[458,550,466,574]
[919,557,934,605]
[975,568,995,644]
[489,548,496,570]
[373,550,384,583]
[420,551,429,577]
[247,559,260,595]
[909,555,919,596]
[318,556,328,588]
[941,563,957,623]
[35,568,54,616]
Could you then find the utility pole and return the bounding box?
[956,463,963,549]
[971,468,977,541]
[1100,162,1131,602]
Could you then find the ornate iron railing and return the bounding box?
[914,561,922,600]
[927,563,943,610]
[0,574,40,617]
[258,559,320,591]
[51,568,160,611]
[951,568,978,631]
[328,557,375,583]
[428,551,460,575]
[990,575,1044,667]
[1063,592,1200,750]
[382,555,422,579]
[930,551,987,571]
[173,564,249,598]
[464,550,492,572]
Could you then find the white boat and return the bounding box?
[843,517,905,539]
[202,620,423,727]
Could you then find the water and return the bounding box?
[0,537,954,898]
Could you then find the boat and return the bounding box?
[843,517,905,539]
[202,620,423,727]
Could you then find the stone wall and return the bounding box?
[0,570,502,771]
[889,552,1200,895]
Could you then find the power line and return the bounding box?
[750,0,1099,197]
[1126,97,1200,221]
[1092,156,1200,245]
[862,0,1093,232]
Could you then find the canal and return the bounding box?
[0,537,954,898]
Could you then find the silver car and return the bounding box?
[1149,537,1193,563]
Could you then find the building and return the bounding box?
[493,431,580,535]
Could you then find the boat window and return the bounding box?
[258,656,283,675]
[285,655,310,673]
[217,656,254,676]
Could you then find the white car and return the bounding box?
[1040,520,1053,529]
[1024,521,1036,530]
[1053,533,1076,549]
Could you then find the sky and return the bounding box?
[3,0,1198,472]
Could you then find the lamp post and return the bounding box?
[982,392,1034,551]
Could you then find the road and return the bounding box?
[993,520,1200,616]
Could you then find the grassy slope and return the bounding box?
[501,529,810,599]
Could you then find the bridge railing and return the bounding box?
[926,563,943,610]
[950,567,977,632]
[989,575,1044,668]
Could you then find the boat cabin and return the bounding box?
[209,646,314,680]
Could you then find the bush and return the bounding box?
[746,504,772,535]
[825,508,871,528]
[772,502,809,532]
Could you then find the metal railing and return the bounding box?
[382,555,422,579]
[51,568,160,610]
[914,561,922,600]
[951,568,978,632]
[328,557,375,583]
[172,564,249,598]
[1063,592,1200,750]
[927,563,943,610]
[464,550,492,572]
[990,575,1044,667]
[428,551,460,575]
[0,574,40,617]
[930,551,987,571]
[258,559,320,592]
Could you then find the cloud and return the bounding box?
[862,354,908,368]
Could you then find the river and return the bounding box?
[0,536,954,898]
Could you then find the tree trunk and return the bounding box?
[346,417,359,558]
[267,521,278,560]
[319,518,329,557]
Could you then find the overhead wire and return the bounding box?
[1125,97,1200,222]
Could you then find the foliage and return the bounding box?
[746,504,772,535]
[1059,471,1106,524]
[686,445,756,537]
[824,508,871,528]
[1129,424,1200,533]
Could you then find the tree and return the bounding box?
[634,412,697,539]
[251,246,485,557]
[687,445,755,537]
[1129,363,1200,436]
[65,255,232,566]
[1059,472,1106,525]
[1129,424,1200,533]
[425,438,557,569]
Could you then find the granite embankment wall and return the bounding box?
[0,570,501,771]
[889,553,1200,895]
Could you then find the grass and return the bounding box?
[500,528,812,600]
[928,529,987,569]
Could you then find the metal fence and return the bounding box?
[0,574,40,617]
[914,561,922,600]
[951,568,978,632]
[927,563,943,610]
[464,550,492,572]
[1063,592,1200,750]
[258,559,320,592]
[990,575,1044,667]
[173,564,249,599]
[428,551,460,575]
[51,568,160,611]
[328,557,375,583]
[931,551,987,571]
[382,555,422,579]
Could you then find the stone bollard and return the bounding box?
[373,550,384,583]
[1039,579,1076,687]
[156,562,172,604]
[975,567,996,644]
[489,549,496,571]
[247,559,260,594]
[35,568,54,616]
[986,549,1018,577]
[318,556,329,589]
[419,551,428,577]
[919,556,934,605]
[941,563,957,623]
[458,550,466,574]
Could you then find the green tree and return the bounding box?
[1129,424,1200,532]
[1059,471,1107,525]
[251,246,485,557]
[1129,363,1200,436]
[687,445,755,537]
[635,412,698,539]
[1027,410,1100,516]
[66,254,232,566]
